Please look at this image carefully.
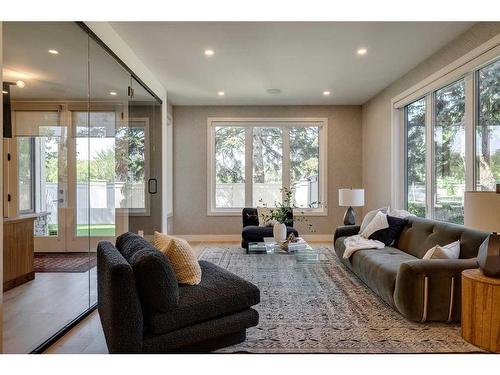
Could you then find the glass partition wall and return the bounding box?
[2,22,162,353]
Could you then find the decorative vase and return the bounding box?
[273,223,287,242]
[477,232,500,278]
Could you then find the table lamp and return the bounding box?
[338,188,364,225]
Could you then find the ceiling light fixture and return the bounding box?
[217,91,225,96]
[204,49,215,56]
[16,80,26,88]
[357,48,367,55]
[109,91,117,96]
[323,90,331,96]
[48,49,59,55]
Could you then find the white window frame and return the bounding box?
[207,117,328,216]
[392,34,500,216]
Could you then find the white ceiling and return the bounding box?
[110,22,474,105]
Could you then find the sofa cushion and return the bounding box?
[148,260,260,335]
[350,247,417,307]
[116,232,179,313]
[242,225,298,243]
[396,216,489,259]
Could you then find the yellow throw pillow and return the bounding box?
[152,231,202,285]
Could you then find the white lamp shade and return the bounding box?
[339,188,365,207]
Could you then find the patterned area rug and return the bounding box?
[199,246,483,353]
[34,253,97,273]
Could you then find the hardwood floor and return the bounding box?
[44,241,331,354]
[3,268,97,353]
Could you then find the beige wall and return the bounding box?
[362,22,500,214]
[172,105,362,235]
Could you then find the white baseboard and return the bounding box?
[171,234,333,242]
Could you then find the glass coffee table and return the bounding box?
[247,237,325,264]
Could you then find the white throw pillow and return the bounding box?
[423,241,460,260]
[359,207,388,234]
[257,207,277,227]
[360,211,389,239]
[388,207,414,219]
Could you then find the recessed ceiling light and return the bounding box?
[217,91,225,96]
[357,48,367,55]
[204,49,215,56]
[48,49,59,55]
[323,90,331,96]
[266,88,281,95]
[16,80,25,88]
[109,91,117,96]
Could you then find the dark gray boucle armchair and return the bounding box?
[241,208,298,251]
[333,217,489,323]
[97,232,260,353]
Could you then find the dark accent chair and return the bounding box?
[241,207,299,251]
[333,216,489,323]
[97,232,260,353]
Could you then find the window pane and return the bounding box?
[434,80,466,224]
[253,127,282,207]
[476,59,500,191]
[215,127,245,208]
[290,127,320,208]
[115,126,146,210]
[405,98,426,217]
[18,137,34,212]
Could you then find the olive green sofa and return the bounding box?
[333,216,489,323]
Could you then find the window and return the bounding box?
[17,137,35,213]
[405,98,426,217]
[208,118,327,215]
[434,80,466,224]
[214,126,246,208]
[252,127,282,207]
[476,59,500,191]
[398,53,500,225]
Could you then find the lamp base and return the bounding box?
[343,206,356,226]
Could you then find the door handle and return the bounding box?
[148,178,158,194]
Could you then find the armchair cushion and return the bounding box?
[148,261,260,335]
[116,232,179,313]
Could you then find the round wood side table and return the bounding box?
[461,268,500,353]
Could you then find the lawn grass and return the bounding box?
[48,224,116,237]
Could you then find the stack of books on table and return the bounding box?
[286,238,308,252]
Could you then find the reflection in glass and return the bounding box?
[434,80,466,224]
[405,98,426,217]
[290,127,320,208]
[253,127,283,207]
[214,127,245,208]
[17,137,35,213]
[476,59,500,191]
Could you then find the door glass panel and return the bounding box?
[405,98,426,217]
[17,137,35,213]
[476,59,500,191]
[2,21,90,353]
[433,80,466,224]
[253,127,283,207]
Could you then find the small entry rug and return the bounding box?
[199,246,483,354]
[34,252,97,273]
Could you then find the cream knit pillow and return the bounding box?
[152,232,202,285]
